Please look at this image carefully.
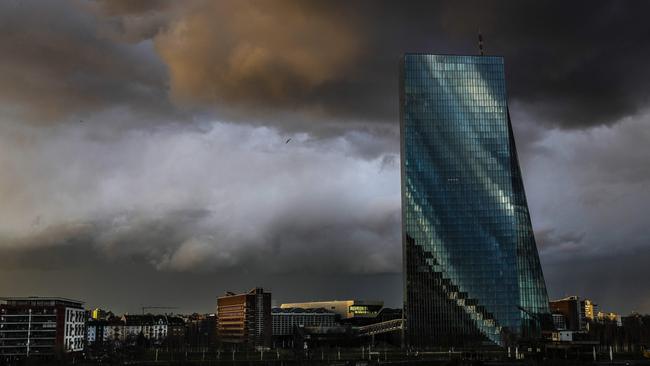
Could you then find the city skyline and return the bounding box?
[1,1,650,316]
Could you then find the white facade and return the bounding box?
[124,325,142,339]
[141,319,168,341]
[86,315,181,346]
[86,325,96,343]
[123,322,167,341]
[552,330,575,342]
[104,323,123,342]
[64,307,85,352]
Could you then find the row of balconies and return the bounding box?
[0,310,57,315]
[0,314,56,319]
[0,320,57,325]
[1,328,54,334]
[0,331,56,337]
[1,324,52,328]
[0,340,56,347]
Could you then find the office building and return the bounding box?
[597,311,622,326]
[549,296,587,332]
[400,54,550,347]
[552,313,567,331]
[0,297,85,357]
[167,316,186,340]
[103,317,125,343]
[122,314,168,342]
[217,288,271,348]
[280,300,382,321]
[85,319,108,346]
[584,299,596,321]
[272,307,338,336]
[186,313,217,347]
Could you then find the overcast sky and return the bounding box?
[1,0,649,315]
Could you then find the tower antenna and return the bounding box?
[478,30,485,56]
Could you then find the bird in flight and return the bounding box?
[285,138,291,144]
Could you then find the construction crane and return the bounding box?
[141,306,178,315]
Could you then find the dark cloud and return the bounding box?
[0,0,175,123]
[535,228,586,253]
[544,247,650,314]
[520,112,650,314]
[148,0,650,129]
[434,1,650,128]
[4,1,650,131]
[1,201,401,275]
[1,0,650,314]
[0,121,401,276]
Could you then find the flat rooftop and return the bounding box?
[0,296,84,306]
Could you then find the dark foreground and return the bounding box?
[16,360,650,366]
[4,349,650,366]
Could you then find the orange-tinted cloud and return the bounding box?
[154,1,362,110]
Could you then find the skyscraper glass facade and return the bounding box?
[400,54,549,347]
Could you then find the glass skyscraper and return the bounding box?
[400,54,549,347]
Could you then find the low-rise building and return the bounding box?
[272,307,338,336]
[551,330,575,342]
[584,300,596,321]
[167,316,186,339]
[89,308,112,321]
[552,313,567,331]
[85,319,108,346]
[123,315,179,344]
[549,296,588,332]
[103,318,124,343]
[186,313,216,347]
[597,311,622,326]
[0,297,85,357]
[280,300,383,323]
[87,314,185,346]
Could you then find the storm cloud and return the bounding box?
[5,1,650,129]
[1,0,649,313]
[0,121,400,274]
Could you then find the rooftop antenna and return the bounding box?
[478,30,485,56]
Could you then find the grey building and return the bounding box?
[272,307,338,336]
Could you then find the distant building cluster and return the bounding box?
[2,288,650,363]
[548,295,623,342]
[214,289,401,350]
[0,290,406,360]
[86,314,185,346]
